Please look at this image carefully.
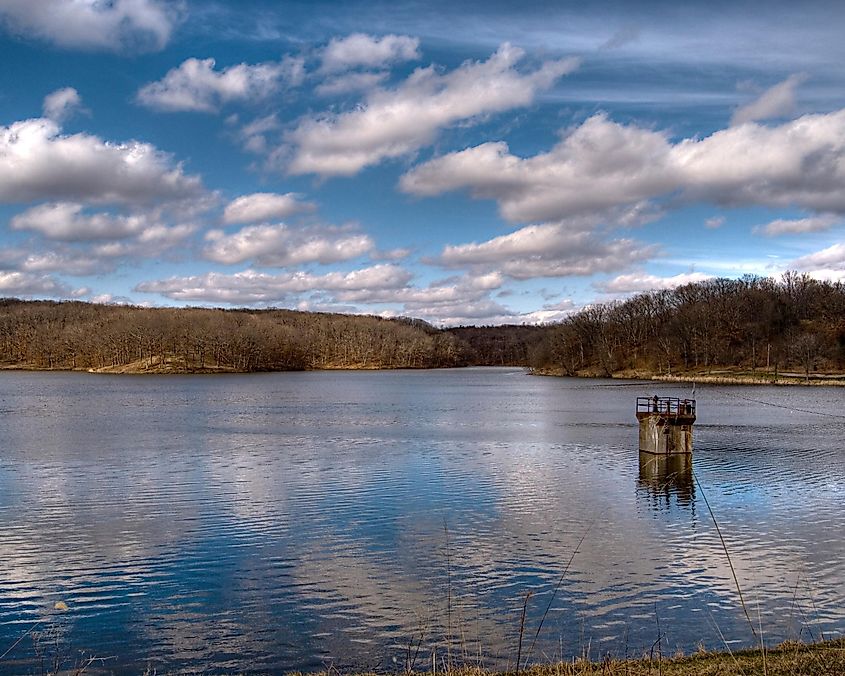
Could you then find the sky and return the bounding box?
[1,0,845,326]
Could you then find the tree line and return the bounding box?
[2,272,844,376]
[0,300,467,372]
[528,272,845,378]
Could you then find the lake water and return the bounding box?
[0,368,843,673]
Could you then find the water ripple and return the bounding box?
[0,371,843,672]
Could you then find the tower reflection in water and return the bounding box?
[637,452,695,510]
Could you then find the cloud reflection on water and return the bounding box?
[0,371,843,671]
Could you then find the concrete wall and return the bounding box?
[637,413,694,454]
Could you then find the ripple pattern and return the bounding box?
[0,371,843,673]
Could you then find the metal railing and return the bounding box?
[636,396,696,416]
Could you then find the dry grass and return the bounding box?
[292,639,844,676]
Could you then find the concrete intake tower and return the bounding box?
[636,396,696,455]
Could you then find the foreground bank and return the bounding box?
[298,640,844,676]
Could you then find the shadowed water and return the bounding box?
[0,368,843,673]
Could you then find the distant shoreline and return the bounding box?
[4,361,845,385]
[531,366,845,386]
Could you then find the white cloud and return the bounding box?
[438,221,657,279]
[384,284,577,326]
[21,249,114,276]
[400,114,675,222]
[284,43,579,177]
[20,222,197,276]
[6,206,200,277]
[705,215,725,229]
[222,192,314,224]
[596,271,714,294]
[753,214,840,236]
[401,109,845,222]
[0,0,181,52]
[134,262,569,325]
[320,33,420,73]
[237,114,282,154]
[137,56,304,113]
[11,202,148,241]
[42,87,83,122]
[0,117,203,204]
[203,223,374,266]
[731,73,807,126]
[335,271,503,305]
[792,242,845,271]
[90,223,198,259]
[0,270,71,297]
[136,264,412,304]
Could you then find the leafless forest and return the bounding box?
[2,273,844,376]
[0,301,468,371]
[530,272,845,378]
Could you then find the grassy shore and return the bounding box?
[6,359,845,384]
[532,366,845,386]
[295,639,844,676]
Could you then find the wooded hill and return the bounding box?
[2,273,844,377]
[0,300,467,372]
[528,272,845,379]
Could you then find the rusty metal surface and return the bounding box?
[636,396,696,418]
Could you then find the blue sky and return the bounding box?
[1,0,844,325]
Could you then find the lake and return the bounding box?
[0,368,843,673]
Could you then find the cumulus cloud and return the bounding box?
[731,73,807,126]
[0,0,181,52]
[135,264,412,304]
[381,279,576,326]
[90,222,198,260]
[401,110,845,222]
[596,271,714,294]
[400,114,675,222]
[135,262,525,325]
[336,271,503,305]
[11,202,148,241]
[284,43,579,177]
[753,214,840,236]
[137,56,305,113]
[705,215,725,229]
[792,243,845,271]
[20,249,115,276]
[437,221,657,279]
[0,270,72,297]
[6,201,201,277]
[203,223,374,266]
[222,192,314,224]
[42,87,83,122]
[320,33,420,73]
[134,260,568,325]
[37,225,197,275]
[0,117,203,204]
[237,114,282,154]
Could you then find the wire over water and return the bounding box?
[720,390,845,420]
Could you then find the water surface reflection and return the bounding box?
[0,370,843,672]
[637,452,695,510]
